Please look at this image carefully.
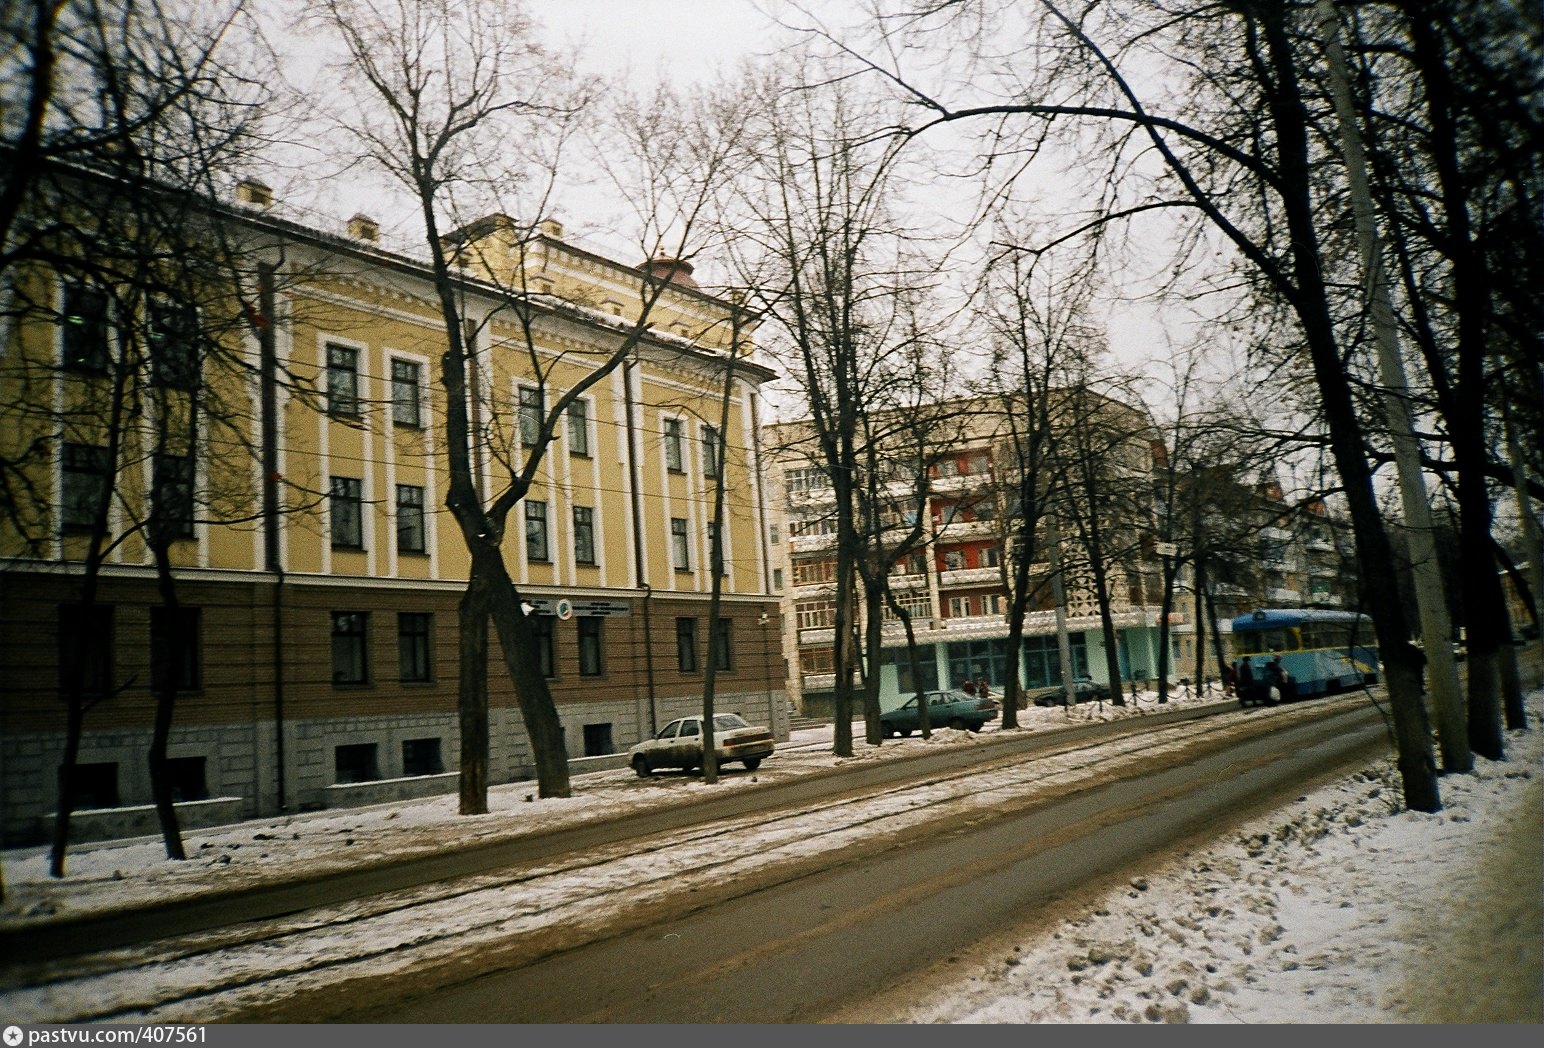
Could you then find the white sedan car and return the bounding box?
[629,713,775,776]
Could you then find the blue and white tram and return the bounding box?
[1231,608,1379,704]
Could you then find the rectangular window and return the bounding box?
[800,647,834,675]
[398,612,431,682]
[1022,633,1090,688]
[785,467,831,493]
[663,418,684,472]
[334,743,379,784]
[536,614,556,678]
[71,762,120,809]
[165,756,208,802]
[582,723,613,757]
[948,638,1012,691]
[402,737,444,776]
[149,299,199,389]
[58,603,112,696]
[577,617,603,676]
[573,505,595,565]
[396,484,425,554]
[676,617,698,672]
[567,399,590,457]
[391,359,422,427]
[519,385,543,447]
[772,567,783,591]
[981,545,1000,568]
[153,453,195,539]
[331,611,368,684]
[525,500,549,562]
[330,476,363,549]
[885,645,940,693]
[713,617,733,671]
[150,606,201,693]
[670,517,690,572]
[948,595,973,618]
[702,425,721,478]
[61,283,109,372]
[60,443,110,531]
[883,591,932,622]
[943,549,966,571]
[326,344,360,416]
[985,593,1004,616]
[795,600,836,630]
[793,557,836,585]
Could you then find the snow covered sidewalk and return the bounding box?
[835,692,1543,1024]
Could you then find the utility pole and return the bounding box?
[1048,515,1078,708]
[1318,0,1470,772]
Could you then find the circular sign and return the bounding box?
[556,598,574,621]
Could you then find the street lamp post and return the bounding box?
[759,610,774,725]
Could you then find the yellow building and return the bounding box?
[0,174,784,842]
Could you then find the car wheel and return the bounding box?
[632,755,652,778]
[968,722,982,733]
[899,728,912,738]
[949,717,966,731]
[742,758,761,771]
[884,725,898,739]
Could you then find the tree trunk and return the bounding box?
[457,576,490,815]
[1256,3,1438,809]
[148,551,187,861]
[49,701,85,879]
[1156,555,1176,703]
[1403,2,1515,747]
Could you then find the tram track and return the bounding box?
[2,693,1387,1023]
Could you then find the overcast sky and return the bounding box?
[535,0,788,84]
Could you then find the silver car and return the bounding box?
[629,713,775,776]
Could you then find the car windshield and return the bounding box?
[713,714,751,730]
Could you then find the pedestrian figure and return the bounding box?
[1236,657,1255,706]
[1269,657,1292,704]
[976,678,991,701]
[960,678,977,697]
[1222,662,1237,697]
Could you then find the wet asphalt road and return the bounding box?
[332,702,1392,1023]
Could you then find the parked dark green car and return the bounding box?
[880,689,1000,737]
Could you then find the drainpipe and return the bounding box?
[623,354,658,735]
[258,264,287,813]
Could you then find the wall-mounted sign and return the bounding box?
[523,597,632,618]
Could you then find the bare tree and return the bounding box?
[835,0,1443,810]
[314,0,749,804]
[0,0,277,873]
[727,60,946,755]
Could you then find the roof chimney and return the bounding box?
[347,213,380,243]
[643,256,697,288]
[235,178,272,209]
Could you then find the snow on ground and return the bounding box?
[839,691,1544,1025]
[3,683,1541,1025]
[0,686,1215,924]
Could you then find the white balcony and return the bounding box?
[790,533,837,553]
[939,566,1001,587]
[888,573,929,591]
[933,517,997,540]
[1268,587,1301,603]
